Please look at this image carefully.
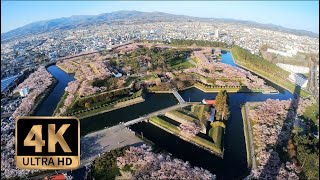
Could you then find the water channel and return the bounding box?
[35,51,294,179]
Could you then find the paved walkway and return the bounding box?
[80,125,143,165]
[172,89,186,103]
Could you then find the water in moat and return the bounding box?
[36,52,294,179]
[34,65,75,116]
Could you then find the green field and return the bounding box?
[171,60,195,70]
[208,126,223,150]
[241,106,253,168]
[302,103,319,126]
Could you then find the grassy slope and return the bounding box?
[302,103,319,126]
[149,116,222,155]
[241,106,253,168]
[208,126,223,150]
[231,48,310,97]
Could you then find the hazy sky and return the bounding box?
[1,1,319,34]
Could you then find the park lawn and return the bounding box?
[149,116,180,132]
[141,74,158,80]
[191,104,211,125]
[147,84,170,92]
[191,104,204,118]
[171,60,195,70]
[208,126,223,150]
[56,64,76,74]
[165,110,198,124]
[124,76,139,86]
[302,103,319,126]
[149,116,222,155]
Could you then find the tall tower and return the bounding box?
[215,29,219,38]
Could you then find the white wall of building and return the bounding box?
[276,63,309,74]
[267,48,297,57]
[289,73,308,88]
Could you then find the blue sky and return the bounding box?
[1,1,319,34]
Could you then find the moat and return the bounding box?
[35,51,295,179]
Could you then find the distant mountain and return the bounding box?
[1,10,318,42]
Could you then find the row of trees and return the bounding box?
[116,144,216,179]
[12,66,54,118]
[215,90,230,121]
[185,51,272,90]
[231,46,290,80]
[76,88,131,108]
[170,39,231,48]
[248,98,315,179]
[69,89,143,116]
[2,66,54,178]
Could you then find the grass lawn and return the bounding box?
[141,74,158,80]
[302,103,319,126]
[241,106,253,168]
[149,116,223,155]
[150,116,180,132]
[147,84,170,91]
[171,61,195,70]
[124,76,139,86]
[208,126,223,150]
[165,110,197,124]
[191,105,203,117]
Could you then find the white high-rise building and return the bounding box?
[215,29,219,38]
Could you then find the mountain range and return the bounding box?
[1,10,319,42]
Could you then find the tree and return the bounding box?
[85,102,91,109]
[210,121,226,128]
[214,90,230,121]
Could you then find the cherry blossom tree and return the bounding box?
[248,98,312,179]
[179,122,201,136]
[116,144,216,180]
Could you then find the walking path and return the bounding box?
[171,89,186,103]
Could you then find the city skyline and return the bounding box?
[2,1,319,34]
